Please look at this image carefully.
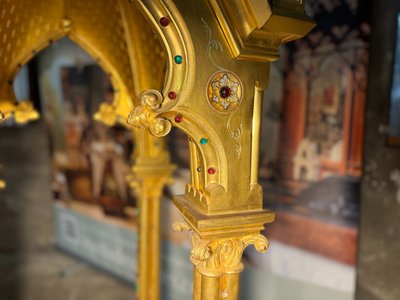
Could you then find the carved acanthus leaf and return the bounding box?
[190,233,269,277]
[127,89,172,137]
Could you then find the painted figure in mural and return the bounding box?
[51,170,71,201]
[65,97,89,170]
[293,138,320,181]
[88,123,129,202]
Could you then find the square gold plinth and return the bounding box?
[173,195,275,239]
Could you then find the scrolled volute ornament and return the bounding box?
[191,236,213,264]
[141,89,163,109]
[127,89,171,137]
[190,233,269,277]
[149,117,172,137]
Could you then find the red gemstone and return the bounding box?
[219,86,231,98]
[160,17,169,26]
[207,167,216,175]
[174,115,183,123]
[168,91,177,100]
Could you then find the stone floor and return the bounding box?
[0,121,135,300]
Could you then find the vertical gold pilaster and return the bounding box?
[136,178,163,300]
[129,129,174,300]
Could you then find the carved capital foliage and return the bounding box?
[0,101,39,124]
[129,175,171,200]
[127,89,172,137]
[190,232,269,277]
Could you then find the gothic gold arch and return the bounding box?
[0,2,172,300]
[127,0,231,196]
[127,1,315,300]
[0,0,167,125]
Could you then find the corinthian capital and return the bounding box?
[190,232,269,277]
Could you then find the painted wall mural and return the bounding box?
[258,0,371,268]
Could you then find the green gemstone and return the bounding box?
[174,55,183,64]
[200,138,208,145]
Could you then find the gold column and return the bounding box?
[136,177,161,300]
[129,129,174,300]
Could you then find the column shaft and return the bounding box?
[199,274,221,300]
[138,191,161,300]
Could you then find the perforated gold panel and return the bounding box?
[120,0,166,93]
[0,0,65,101]
[68,0,135,99]
[0,0,166,124]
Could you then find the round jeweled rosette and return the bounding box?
[206,71,243,113]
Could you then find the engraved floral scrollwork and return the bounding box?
[201,17,227,72]
[127,89,172,137]
[190,233,269,277]
[227,113,243,158]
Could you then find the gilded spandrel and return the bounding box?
[0,1,314,300]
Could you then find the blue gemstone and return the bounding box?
[174,55,183,64]
[200,138,208,145]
